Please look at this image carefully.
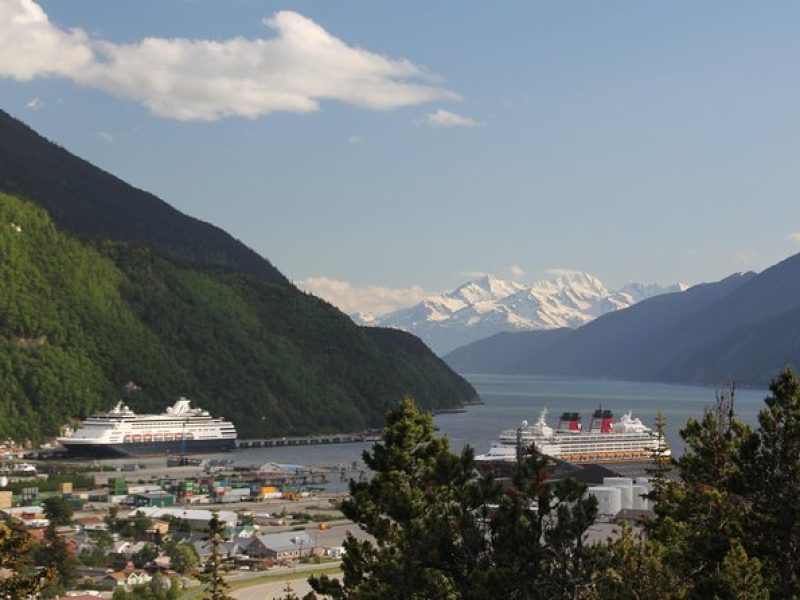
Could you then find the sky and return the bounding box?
[2,0,800,316]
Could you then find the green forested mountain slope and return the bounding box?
[0,194,477,442]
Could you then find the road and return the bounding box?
[227,561,340,599]
[233,575,320,600]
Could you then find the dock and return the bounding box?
[23,430,382,460]
[236,431,381,449]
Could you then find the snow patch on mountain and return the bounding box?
[354,271,687,355]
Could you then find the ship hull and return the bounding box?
[60,438,236,458]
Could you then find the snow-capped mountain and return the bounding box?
[355,272,687,355]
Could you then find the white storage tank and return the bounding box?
[617,485,634,510]
[588,486,622,516]
[632,485,649,510]
[602,477,634,487]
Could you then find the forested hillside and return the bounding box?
[0,194,476,442]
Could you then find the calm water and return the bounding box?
[99,375,770,489]
[232,374,768,468]
[437,374,767,457]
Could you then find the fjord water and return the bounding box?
[439,374,767,457]
[97,375,769,494]
[226,374,768,472]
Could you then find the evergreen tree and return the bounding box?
[198,512,234,600]
[0,518,54,598]
[105,506,121,533]
[311,396,491,599]
[275,581,317,600]
[164,539,199,574]
[592,523,686,600]
[311,397,599,600]
[739,367,800,594]
[132,542,158,568]
[483,444,598,599]
[678,386,749,487]
[42,496,74,527]
[644,396,759,596]
[36,523,77,590]
[706,539,767,600]
[121,511,153,539]
[641,410,687,575]
[111,577,181,600]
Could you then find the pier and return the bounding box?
[22,430,382,460]
[236,431,380,449]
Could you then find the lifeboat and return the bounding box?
[132,435,142,443]
[164,434,173,442]
[123,435,132,443]
[143,434,152,442]
[153,434,163,442]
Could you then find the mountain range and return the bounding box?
[0,109,477,442]
[356,272,686,354]
[445,253,800,388]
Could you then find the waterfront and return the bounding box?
[439,374,767,457]
[84,374,769,481]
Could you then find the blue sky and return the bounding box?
[2,1,800,314]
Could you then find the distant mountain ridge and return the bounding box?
[356,272,686,354]
[0,109,287,284]
[445,254,800,388]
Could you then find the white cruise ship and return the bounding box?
[58,398,237,458]
[476,408,668,465]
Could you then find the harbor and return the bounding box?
[23,431,382,460]
[235,430,381,449]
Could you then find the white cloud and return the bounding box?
[347,135,363,145]
[94,130,115,144]
[0,1,458,121]
[25,96,44,109]
[508,265,526,279]
[735,249,757,264]
[458,270,489,279]
[421,108,479,128]
[0,1,93,81]
[787,232,800,242]
[296,276,431,316]
[546,268,583,277]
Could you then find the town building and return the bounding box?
[244,531,318,560]
[126,507,237,531]
[131,490,176,508]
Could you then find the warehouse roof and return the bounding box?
[126,507,237,527]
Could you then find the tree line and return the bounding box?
[309,368,800,598]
